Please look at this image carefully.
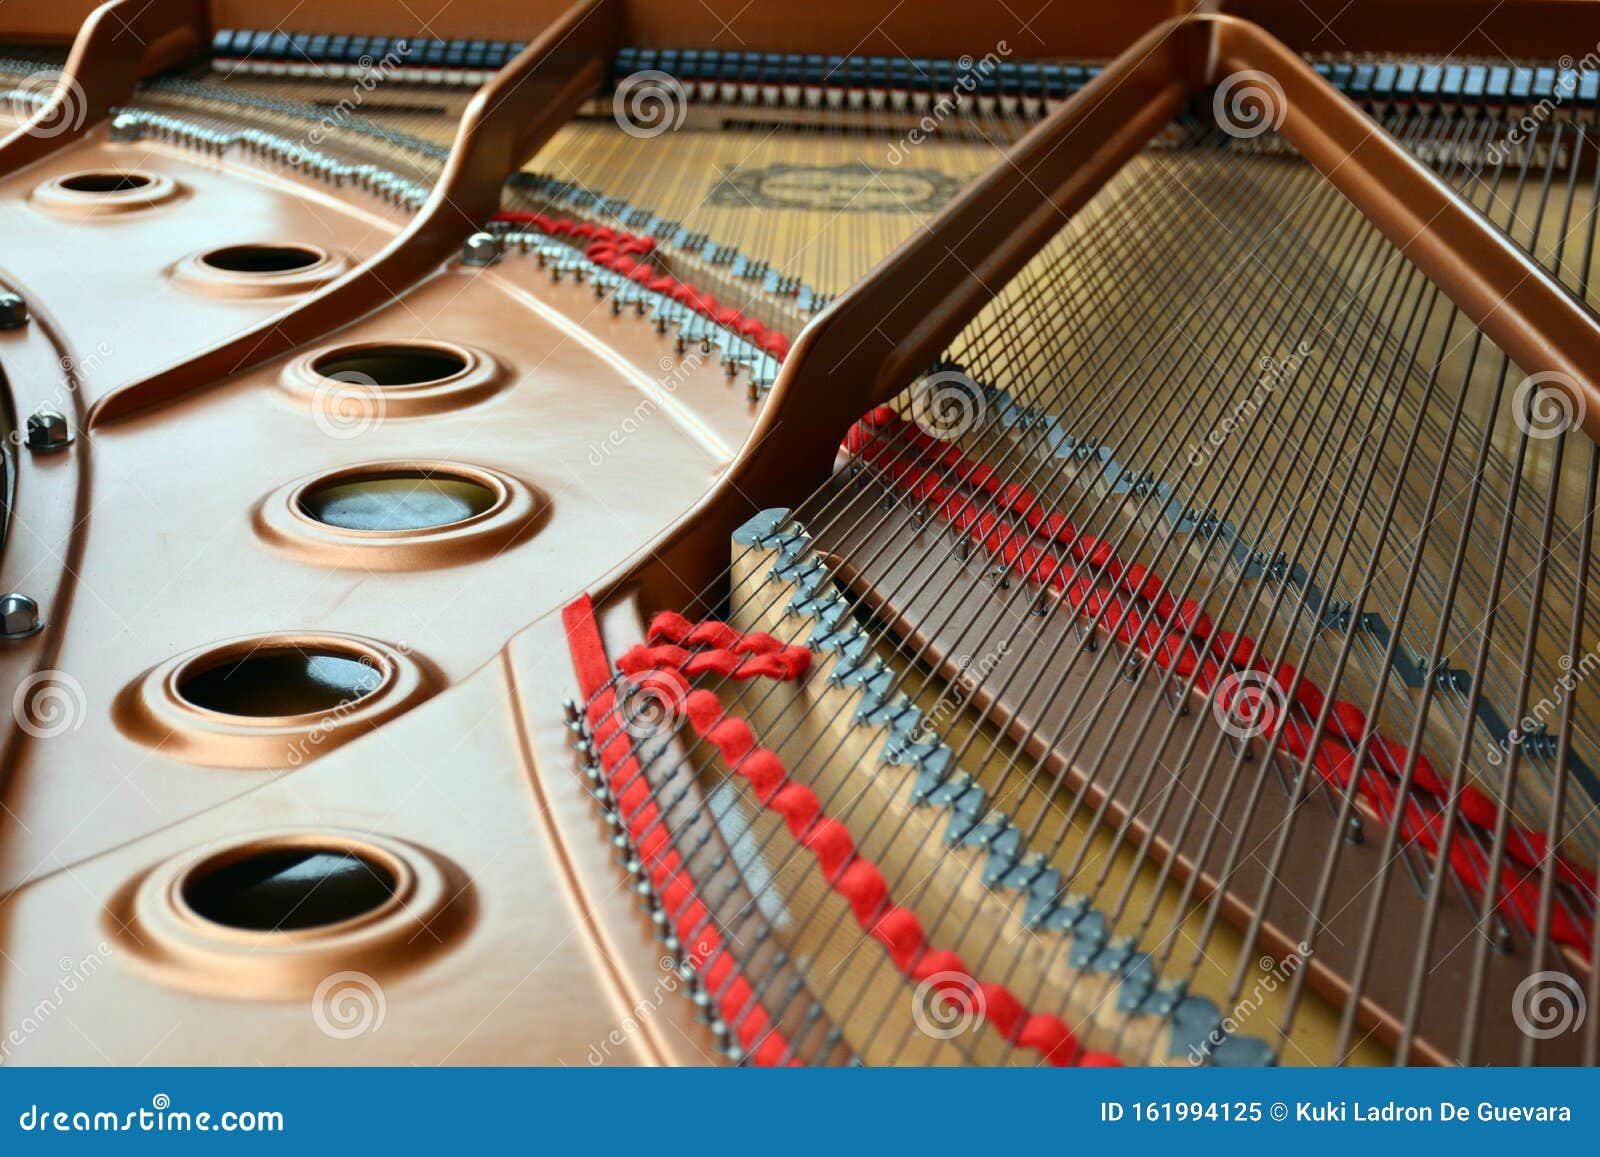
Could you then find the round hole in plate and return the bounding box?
[200,244,324,274]
[298,469,498,532]
[177,646,384,719]
[181,845,398,932]
[58,170,153,194]
[312,344,468,388]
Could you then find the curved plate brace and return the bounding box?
[87,0,620,427]
[0,0,205,176]
[607,11,1600,609]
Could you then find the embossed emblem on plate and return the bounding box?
[706,163,964,213]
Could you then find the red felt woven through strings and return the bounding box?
[562,596,797,1066]
[845,408,1596,954]
[624,611,1121,1067]
[488,213,792,359]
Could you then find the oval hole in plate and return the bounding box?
[182,847,397,931]
[58,171,153,193]
[312,345,468,388]
[201,244,324,274]
[177,647,384,719]
[298,470,498,532]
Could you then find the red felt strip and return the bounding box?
[846,413,1597,951]
[561,596,797,1066]
[487,213,793,360]
[629,613,1122,1067]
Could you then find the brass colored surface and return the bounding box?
[1,0,1597,1068]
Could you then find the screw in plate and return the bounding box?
[0,593,42,640]
[461,231,502,266]
[26,408,72,452]
[109,113,144,142]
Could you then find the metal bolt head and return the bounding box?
[26,408,72,452]
[0,593,42,639]
[0,292,26,329]
[461,231,501,266]
[109,113,143,142]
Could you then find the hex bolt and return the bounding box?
[0,292,27,329]
[26,408,72,452]
[0,593,42,640]
[461,231,502,266]
[109,113,144,142]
